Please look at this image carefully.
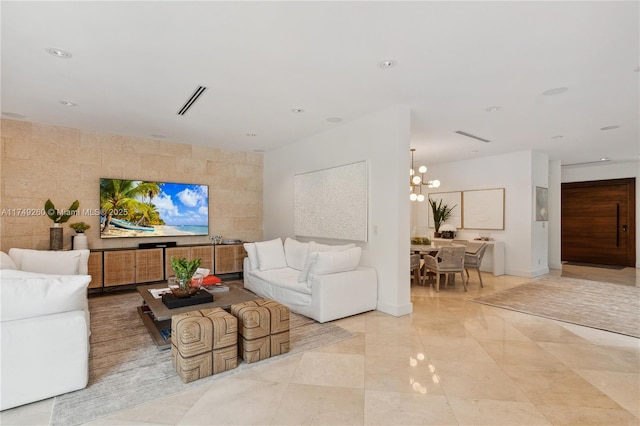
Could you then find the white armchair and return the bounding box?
[1,249,91,410]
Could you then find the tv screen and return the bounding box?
[100,178,209,239]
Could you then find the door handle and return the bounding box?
[616,204,620,247]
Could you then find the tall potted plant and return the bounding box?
[429,198,455,238]
[44,199,79,250]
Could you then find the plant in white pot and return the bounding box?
[44,199,79,250]
[429,198,455,238]
[69,221,90,250]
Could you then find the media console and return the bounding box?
[87,243,247,293]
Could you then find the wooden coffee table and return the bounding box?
[137,282,259,349]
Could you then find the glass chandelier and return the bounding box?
[410,148,440,202]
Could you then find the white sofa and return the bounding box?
[0,249,92,411]
[243,238,377,323]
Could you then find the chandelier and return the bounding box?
[410,148,440,202]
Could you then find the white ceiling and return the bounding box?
[2,1,639,167]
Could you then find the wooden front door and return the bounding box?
[561,178,636,267]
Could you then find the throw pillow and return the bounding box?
[255,238,287,271]
[309,246,362,276]
[243,243,258,271]
[0,270,90,322]
[20,250,81,275]
[0,251,17,270]
[298,246,362,283]
[284,237,309,271]
[308,241,356,253]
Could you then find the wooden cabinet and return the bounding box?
[87,251,103,289]
[91,243,245,291]
[164,245,213,278]
[104,250,135,287]
[214,244,246,274]
[135,248,164,283]
[103,248,164,287]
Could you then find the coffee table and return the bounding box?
[137,282,259,349]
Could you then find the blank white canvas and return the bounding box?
[294,161,368,241]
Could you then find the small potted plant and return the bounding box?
[44,199,79,250]
[429,199,456,238]
[170,256,203,297]
[70,221,91,250]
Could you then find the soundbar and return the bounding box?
[138,242,177,249]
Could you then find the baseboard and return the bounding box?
[376,300,413,317]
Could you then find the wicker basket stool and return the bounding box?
[171,307,238,383]
[230,298,290,363]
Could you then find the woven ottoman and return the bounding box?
[171,307,238,383]
[231,299,290,363]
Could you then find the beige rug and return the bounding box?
[51,283,355,425]
[472,277,640,339]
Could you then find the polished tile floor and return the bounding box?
[2,266,638,425]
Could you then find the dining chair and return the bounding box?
[452,239,468,246]
[464,242,488,287]
[410,253,423,286]
[433,240,452,248]
[422,245,467,292]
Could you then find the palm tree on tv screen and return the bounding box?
[100,179,163,232]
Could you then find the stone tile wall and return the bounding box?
[0,119,263,251]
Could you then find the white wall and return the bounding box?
[562,160,640,268]
[411,150,550,277]
[263,106,413,317]
[548,160,562,269]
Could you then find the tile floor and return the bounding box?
[2,266,638,425]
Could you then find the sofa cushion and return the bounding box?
[309,247,362,276]
[284,238,309,271]
[8,248,89,275]
[1,251,17,270]
[255,238,287,271]
[0,269,90,322]
[243,243,258,271]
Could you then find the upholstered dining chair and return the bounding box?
[464,242,489,287]
[422,245,467,292]
[452,239,468,246]
[410,253,423,286]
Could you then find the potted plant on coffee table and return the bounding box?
[170,256,203,297]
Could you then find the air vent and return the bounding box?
[177,86,207,116]
[455,130,491,143]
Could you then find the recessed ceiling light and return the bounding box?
[46,48,72,58]
[59,100,77,106]
[485,106,500,112]
[378,60,396,68]
[2,112,26,119]
[291,108,304,113]
[326,117,342,123]
[542,87,568,96]
[551,135,564,139]
[246,133,257,137]
[600,125,620,131]
[600,157,610,162]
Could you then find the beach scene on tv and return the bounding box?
[100,179,209,238]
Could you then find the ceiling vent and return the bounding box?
[177,86,207,116]
[455,130,491,143]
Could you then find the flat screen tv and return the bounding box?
[100,178,209,239]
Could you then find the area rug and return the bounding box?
[472,277,640,339]
[51,283,356,426]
